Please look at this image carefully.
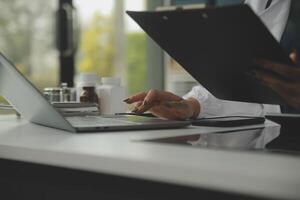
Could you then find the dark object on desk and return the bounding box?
[192,116,265,127]
[266,113,300,131]
[266,113,300,121]
[116,113,265,127]
[265,113,300,152]
[127,5,293,105]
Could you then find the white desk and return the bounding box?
[0,115,299,199]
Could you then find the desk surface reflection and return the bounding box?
[143,125,300,155]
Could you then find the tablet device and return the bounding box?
[127,5,293,105]
[192,116,265,127]
[266,113,300,131]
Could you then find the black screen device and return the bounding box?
[127,5,293,105]
[192,116,266,127]
[266,113,300,130]
[117,113,266,127]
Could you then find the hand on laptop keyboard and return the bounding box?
[124,90,200,120]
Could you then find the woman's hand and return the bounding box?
[124,89,200,120]
[254,51,300,109]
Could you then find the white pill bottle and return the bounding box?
[97,77,127,115]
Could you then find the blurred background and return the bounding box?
[0,0,244,113]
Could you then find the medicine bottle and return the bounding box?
[97,77,127,115]
[80,86,99,104]
[76,73,99,104]
[60,83,73,102]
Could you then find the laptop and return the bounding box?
[0,52,190,133]
[127,5,293,105]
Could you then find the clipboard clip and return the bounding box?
[156,4,206,12]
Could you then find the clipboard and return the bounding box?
[127,5,293,105]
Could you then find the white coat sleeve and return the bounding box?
[183,85,281,118]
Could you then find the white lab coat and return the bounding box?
[183,0,291,118]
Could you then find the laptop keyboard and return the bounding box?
[66,116,140,127]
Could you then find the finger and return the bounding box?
[270,88,300,110]
[255,59,300,81]
[151,101,192,120]
[151,104,191,120]
[151,106,180,120]
[139,100,189,115]
[135,101,143,107]
[131,101,143,113]
[283,96,300,110]
[255,70,289,87]
[143,90,183,110]
[256,70,300,108]
[124,92,147,104]
[270,84,300,106]
[254,70,295,96]
[134,100,160,114]
[131,89,184,114]
[143,89,183,106]
[290,50,298,64]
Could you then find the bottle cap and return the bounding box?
[102,77,121,86]
[75,73,98,87]
[61,83,68,88]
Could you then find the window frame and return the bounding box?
[57,0,76,87]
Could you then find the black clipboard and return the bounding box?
[127,5,293,105]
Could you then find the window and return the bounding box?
[0,0,59,89]
[0,0,58,114]
[0,0,149,114]
[74,0,147,95]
